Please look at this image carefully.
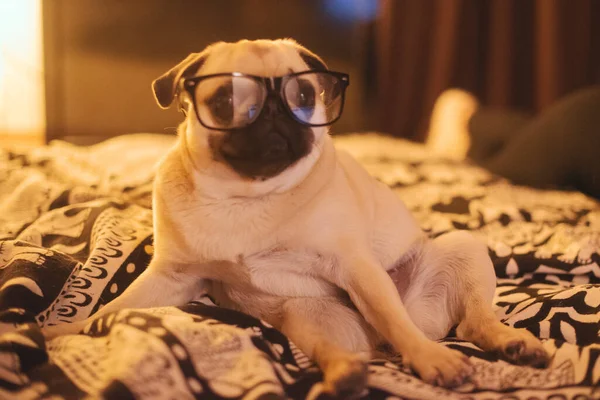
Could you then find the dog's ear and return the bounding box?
[152,52,207,109]
[298,48,328,71]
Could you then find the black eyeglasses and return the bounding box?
[180,71,350,130]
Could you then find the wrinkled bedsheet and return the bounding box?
[0,133,598,399]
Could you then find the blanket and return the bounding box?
[0,133,598,400]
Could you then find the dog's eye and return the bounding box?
[285,78,316,123]
[207,84,234,125]
[296,79,316,109]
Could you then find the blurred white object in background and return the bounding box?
[426,89,479,161]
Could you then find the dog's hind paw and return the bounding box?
[498,331,550,368]
[458,318,551,369]
[322,355,368,399]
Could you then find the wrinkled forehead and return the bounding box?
[198,41,308,77]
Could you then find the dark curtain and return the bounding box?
[375,0,600,141]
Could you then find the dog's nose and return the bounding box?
[263,96,286,119]
[261,132,289,159]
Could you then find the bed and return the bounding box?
[0,133,598,400]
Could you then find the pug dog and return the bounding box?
[44,39,550,397]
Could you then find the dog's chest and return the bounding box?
[171,193,340,300]
[172,198,287,263]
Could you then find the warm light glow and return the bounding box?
[0,0,45,138]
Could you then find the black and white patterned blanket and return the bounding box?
[0,133,598,400]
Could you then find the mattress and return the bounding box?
[0,133,598,399]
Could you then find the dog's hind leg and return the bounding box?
[402,230,550,367]
[279,297,376,399]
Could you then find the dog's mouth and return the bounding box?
[209,120,314,180]
[222,154,293,180]
[220,131,292,161]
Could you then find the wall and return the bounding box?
[43,0,376,145]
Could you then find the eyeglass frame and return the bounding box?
[178,70,350,131]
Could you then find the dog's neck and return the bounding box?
[178,129,336,203]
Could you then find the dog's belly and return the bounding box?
[204,280,287,324]
[204,248,345,324]
[242,248,341,297]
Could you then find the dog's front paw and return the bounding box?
[407,342,473,387]
[322,354,368,399]
[494,327,550,368]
